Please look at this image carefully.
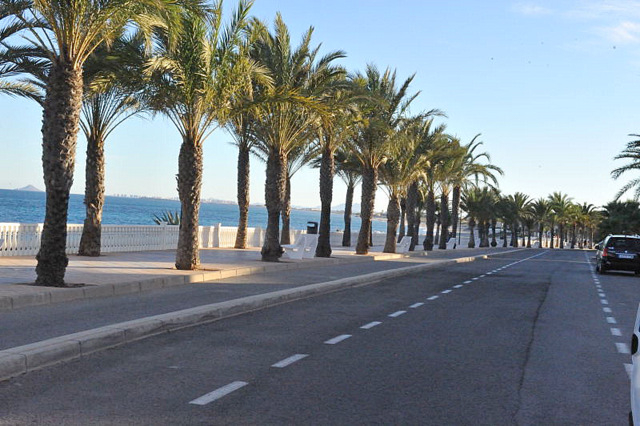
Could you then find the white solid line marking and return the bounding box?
[603,307,613,313]
[410,302,424,308]
[616,343,631,354]
[389,310,406,318]
[601,299,609,305]
[611,328,622,336]
[272,354,308,368]
[607,317,617,324]
[626,363,633,378]
[464,280,472,284]
[441,289,452,294]
[453,284,463,289]
[361,321,382,329]
[189,381,248,405]
[325,334,352,345]
[427,295,439,301]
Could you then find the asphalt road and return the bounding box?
[0,249,636,425]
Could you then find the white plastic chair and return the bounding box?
[282,235,306,259]
[397,236,412,254]
[302,234,319,258]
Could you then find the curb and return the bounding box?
[0,252,399,312]
[0,250,521,382]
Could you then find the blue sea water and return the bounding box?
[0,189,385,232]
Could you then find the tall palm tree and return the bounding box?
[144,2,262,270]
[529,198,551,248]
[448,134,502,240]
[334,148,361,247]
[78,34,147,256]
[251,13,344,261]
[548,192,573,249]
[505,192,530,248]
[1,0,192,286]
[461,186,494,248]
[348,65,419,255]
[280,144,317,244]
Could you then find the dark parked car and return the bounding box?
[595,235,640,275]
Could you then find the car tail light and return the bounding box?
[603,247,609,257]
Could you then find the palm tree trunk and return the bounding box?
[491,218,497,247]
[502,224,508,247]
[527,230,532,248]
[398,197,406,243]
[262,151,286,261]
[435,219,440,246]
[450,185,461,239]
[280,176,292,245]
[468,218,476,248]
[78,132,105,257]
[477,221,484,247]
[383,194,400,253]
[316,145,334,257]
[511,222,518,247]
[35,61,84,287]
[406,182,418,250]
[559,224,565,249]
[571,223,577,249]
[423,189,436,250]
[175,137,203,270]
[538,223,544,248]
[342,181,354,247]
[234,144,250,249]
[549,220,555,249]
[438,192,449,249]
[356,165,377,254]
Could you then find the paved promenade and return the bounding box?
[0,244,525,381]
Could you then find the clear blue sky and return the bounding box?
[1,0,639,211]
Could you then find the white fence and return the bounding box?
[0,222,387,257]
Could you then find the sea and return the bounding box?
[0,189,386,232]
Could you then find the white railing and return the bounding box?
[0,223,386,257]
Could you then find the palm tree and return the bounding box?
[334,148,361,247]
[612,135,640,200]
[529,198,551,248]
[251,13,344,261]
[548,192,573,249]
[280,144,317,244]
[348,65,419,255]
[78,34,147,256]
[144,2,261,270]
[448,134,503,241]
[461,186,494,248]
[1,0,192,286]
[505,192,530,247]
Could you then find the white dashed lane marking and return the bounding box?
[189,381,248,406]
[453,285,463,289]
[463,281,472,284]
[272,354,308,368]
[606,317,617,324]
[325,334,352,345]
[427,296,439,301]
[360,321,381,330]
[617,343,631,354]
[611,328,622,336]
[409,302,424,308]
[389,310,406,318]
[603,307,613,313]
[441,290,452,294]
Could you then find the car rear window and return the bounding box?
[607,238,640,250]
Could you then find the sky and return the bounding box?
[1,0,639,212]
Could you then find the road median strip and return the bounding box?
[0,249,523,382]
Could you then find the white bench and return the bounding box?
[283,234,319,259]
[397,236,412,254]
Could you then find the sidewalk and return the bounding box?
[0,245,524,381]
[0,246,404,311]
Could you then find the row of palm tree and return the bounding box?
[461,189,602,250]
[0,0,508,287]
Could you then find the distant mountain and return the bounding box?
[14,185,43,192]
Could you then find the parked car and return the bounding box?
[631,303,640,425]
[595,235,640,275]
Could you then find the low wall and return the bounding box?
[0,223,387,257]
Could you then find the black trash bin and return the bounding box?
[307,221,318,234]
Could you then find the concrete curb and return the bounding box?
[0,249,523,382]
[0,253,398,312]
